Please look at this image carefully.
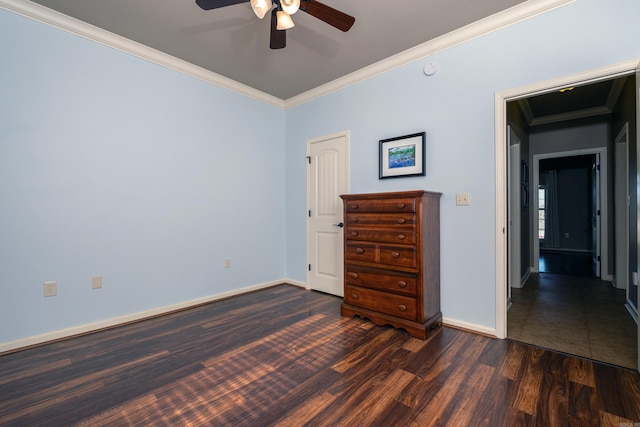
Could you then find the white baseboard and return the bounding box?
[0,279,295,354]
[443,317,497,338]
[1,278,505,354]
[626,299,639,325]
[283,278,307,289]
[521,269,532,288]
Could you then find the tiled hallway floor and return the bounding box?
[508,272,638,369]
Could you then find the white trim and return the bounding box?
[626,300,639,324]
[495,59,640,339]
[283,278,306,289]
[0,0,574,110]
[614,123,630,292]
[285,0,576,108]
[495,91,508,339]
[521,268,531,288]
[0,279,292,354]
[443,317,497,338]
[0,0,285,109]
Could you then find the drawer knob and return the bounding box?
[353,217,359,222]
[391,251,400,258]
[398,281,407,288]
[350,272,359,279]
[397,203,406,209]
[397,218,406,224]
[351,232,359,237]
[397,234,406,240]
[351,293,359,300]
[356,248,365,254]
[350,204,359,209]
[398,304,407,312]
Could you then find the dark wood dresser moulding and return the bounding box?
[340,190,442,339]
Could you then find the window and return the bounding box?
[538,185,546,239]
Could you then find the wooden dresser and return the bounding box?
[340,190,441,339]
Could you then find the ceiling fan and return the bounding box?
[195,0,355,49]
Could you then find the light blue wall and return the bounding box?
[0,9,286,342]
[285,0,640,329]
[2,0,639,344]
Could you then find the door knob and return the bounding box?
[333,222,344,228]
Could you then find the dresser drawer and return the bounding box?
[346,227,416,244]
[346,213,416,227]
[344,197,416,213]
[345,285,417,321]
[379,245,417,268]
[345,242,377,263]
[345,266,417,296]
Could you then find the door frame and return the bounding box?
[494,59,639,339]
[306,130,350,294]
[508,129,522,297]
[531,148,607,278]
[614,123,630,292]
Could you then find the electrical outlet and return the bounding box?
[456,192,470,206]
[92,275,102,289]
[44,281,57,297]
[224,258,231,268]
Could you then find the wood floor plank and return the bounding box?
[272,391,336,426]
[567,356,597,387]
[320,368,415,426]
[409,335,490,426]
[0,284,639,426]
[437,363,495,426]
[568,382,599,427]
[513,346,546,415]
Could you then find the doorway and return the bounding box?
[495,60,639,371]
[533,150,606,279]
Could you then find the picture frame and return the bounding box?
[379,132,426,179]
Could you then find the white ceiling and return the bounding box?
[20,0,527,100]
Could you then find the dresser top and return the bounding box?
[340,190,442,200]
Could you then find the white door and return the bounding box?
[307,131,349,296]
[508,128,521,298]
[614,124,629,291]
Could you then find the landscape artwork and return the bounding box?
[388,144,416,169]
[379,132,425,179]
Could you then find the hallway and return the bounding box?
[508,269,637,369]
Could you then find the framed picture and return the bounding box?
[379,132,426,179]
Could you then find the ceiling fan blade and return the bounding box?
[300,0,355,32]
[195,0,249,11]
[270,10,286,49]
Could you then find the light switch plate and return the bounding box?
[92,275,102,289]
[456,192,470,206]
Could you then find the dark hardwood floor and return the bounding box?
[1,284,640,426]
[539,249,594,277]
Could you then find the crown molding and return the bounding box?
[529,106,611,126]
[284,0,577,109]
[0,0,286,109]
[1,0,576,110]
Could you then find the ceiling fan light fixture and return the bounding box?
[280,0,300,15]
[276,10,295,30]
[250,0,272,19]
